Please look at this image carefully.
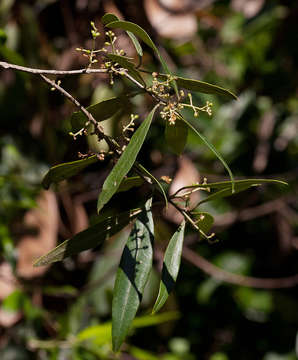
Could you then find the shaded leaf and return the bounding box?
[112,198,154,352]
[33,209,141,266]
[127,31,143,57]
[152,221,185,313]
[158,74,237,100]
[191,212,214,234]
[106,53,145,86]
[70,96,127,133]
[42,155,98,190]
[117,176,144,193]
[97,105,158,213]
[165,119,188,155]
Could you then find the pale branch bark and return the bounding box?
[39,74,118,151]
[182,246,298,289]
[0,61,107,75]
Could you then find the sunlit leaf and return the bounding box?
[112,198,154,352]
[152,221,185,313]
[97,105,158,213]
[165,119,188,155]
[34,209,141,266]
[117,176,144,193]
[42,155,98,189]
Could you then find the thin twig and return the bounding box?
[0,61,107,75]
[40,74,118,151]
[182,246,298,289]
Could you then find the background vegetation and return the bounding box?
[0,1,297,359]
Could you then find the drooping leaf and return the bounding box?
[127,31,143,57]
[97,105,158,213]
[152,221,185,314]
[180,115,235,192]
[33,209,141,267]
[106,53,145,86]
[42,155,98,189]
[191,212,214,234]
[158,74,237,100]
[106,20,178,96]
[112,198,154,352]
[70,96,127,133]
[165,119,188,155]
[117,176,144,193]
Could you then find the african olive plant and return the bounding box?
[0,14,286,352]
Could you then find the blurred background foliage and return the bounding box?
[0,0,298,359]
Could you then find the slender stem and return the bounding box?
[40,74,118,151]
[0,61,108,75]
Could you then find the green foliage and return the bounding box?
[0,7,293,359]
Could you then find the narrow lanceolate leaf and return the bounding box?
[165,119,188,155]
[158,74,237,100]
[152,221,185,314]
[106,20,178,97]
[112,199,154,352]
[34,209,141,267]
[180,115,235,193]
[42,155,98,189]
[101,13,119,25]
[106,53,145,86]
[97,105,158,213]
[70,96,127,132]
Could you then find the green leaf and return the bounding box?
[97,105,158,213]
[70,96,127,133]
[106,53,145,86]
[106,20,178,96]
[112,198,154,352]
[191,212,214,234]
[135,162,168,208]
[101,13,119,25]
[158,74,237,100]
[180,115,235,192]
[102,14,143,58]
[127,31,143,57]
[117,176,144,193]
[165,119,188,155]
[34,209,141,266]
[42,155,98,190]
[152,221,185,313]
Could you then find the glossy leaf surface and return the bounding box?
[97,106,157,213]
[42,155,98,189]
[165,119,188,155]
[34,209,141,266]
[112,199,154,352]
[152,221,185,313]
